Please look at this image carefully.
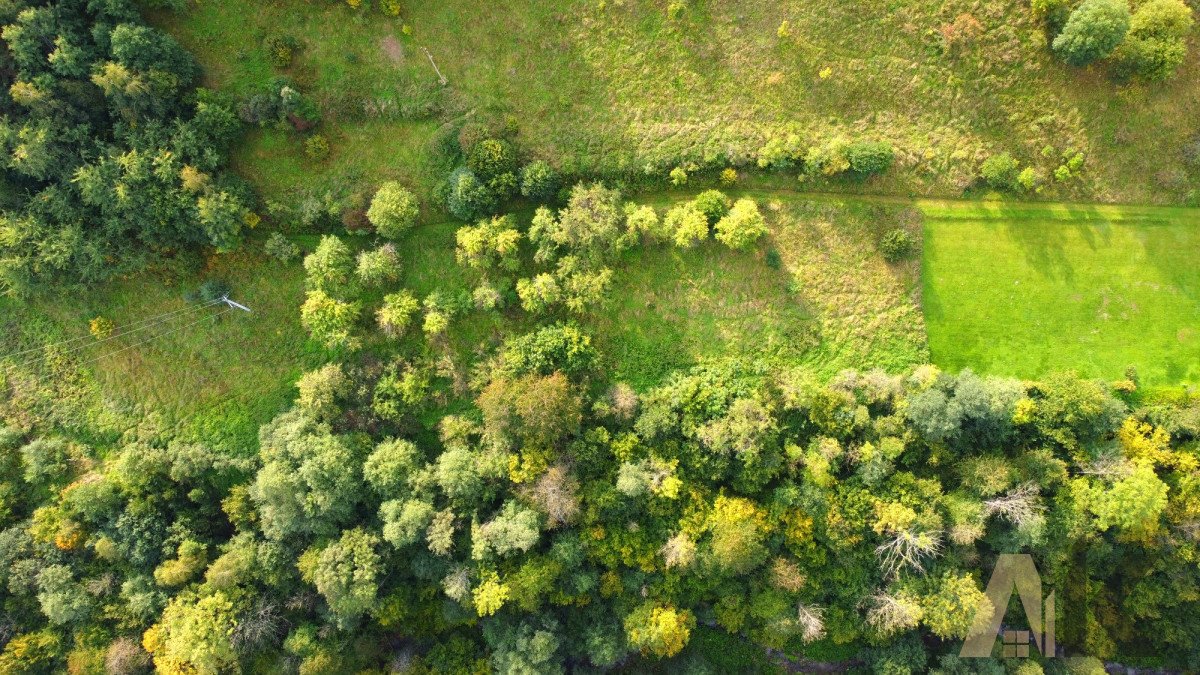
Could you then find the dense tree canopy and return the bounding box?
[0,0,246,296]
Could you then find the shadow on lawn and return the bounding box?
[925,201,1129,285]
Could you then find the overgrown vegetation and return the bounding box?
[152,0,1200,207]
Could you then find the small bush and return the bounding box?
[473,282,505,311]
[377,291,420,338]
[264,34,299,68]
[714,198,768,250]
[304,134,330,160]
[516,274,561,313]
[487,171,519,202]
[197,278,232,303]
[265,232,300,262]
[846,140,895,177]
[765,249,782,269]
[625,204,667,242]
[444,167,496,221]
[879,228,915,263]
[520,160,560,201]
[720,168,738,185]
[692,189,732,223]
[356,245,402,286]
[669,166,688,186]
[367,182,420,238]
[980,152,1020,190]
[1017,167,1043,192]
[665,203,708,248]
[89,317,115,340]
[467,138,518,180]
[805,136,853,176]
[758,134,805,170]
[279,84,321,130]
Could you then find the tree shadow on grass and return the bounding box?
[587,241,818,391]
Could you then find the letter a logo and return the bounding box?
[960,554,1055,658]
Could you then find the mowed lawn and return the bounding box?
[923,201,1200,386]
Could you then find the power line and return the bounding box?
[0,297,224,361]
[14,306,235,391]
[0,297,225,374]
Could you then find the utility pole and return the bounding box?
[220,296,252,313]
[423,47,449,86]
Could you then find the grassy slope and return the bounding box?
[0,191,919,441]
[151,0,1200,205]
[922,200,1200,386]
[145,0,449,198]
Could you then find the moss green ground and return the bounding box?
[151,0,1200,206]
[922,201,1200,387]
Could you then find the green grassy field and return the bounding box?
[0,192,924,451]
[922,200,1200,386]
[150,0,1200,207]
[0,248,321,450]
[585,194,928,388]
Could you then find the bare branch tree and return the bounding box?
[233,599,286,652]
[104,637,151,675]
[442,566,471,603]
[660,532,697,570]
[875,528,942,578]
[984,482,1045,528]
[523,464,580,528]
[1080,454,1134,480]
[865,591,922,636]
[795,603,827,643]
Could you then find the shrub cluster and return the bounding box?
[438,127,560,221]
[1043,0,1193,81]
